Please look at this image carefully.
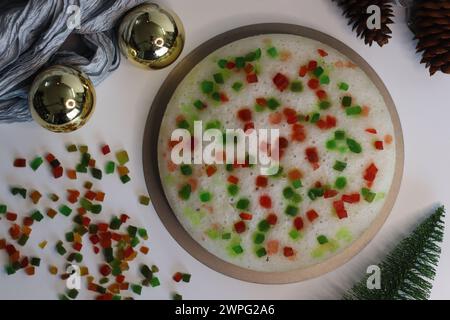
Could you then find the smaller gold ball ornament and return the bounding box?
[28,65,96,133]
[118,3,185,69]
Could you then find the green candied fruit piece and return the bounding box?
[56,241,67,256]
[266,46,278,58]
[205,119,221,130]
[66,144,78,152]
[292,179,302,189]
[289,229,300,240]
[59,205,72,217]
[227,184,239,196]
[346,138,362,153]
[90,168,102,180]
[267,98,280,110]
[254,104,265,112]
[283,187,295,199]
[10,187,26,199]
[253,233,265,244]
[131,284,142,295]
[319,101,331,110]
[235,56,245,68]
[30,156,43,171]
[255,247,267,258]
[317,235,329,245]
[232,245,244,254]
[310,113,320,123]
[76,164,87,173]
[236,198,250,210]
[115,150,129,165]
[346,106,362,116]
[79,145,88,153]
[333,161,347,172]
[361,188,376,203]
[31,210,44,222]
[127,225,137,237]
[139,196,150,206]
[80,198,92,211]
[199,191,212,203]
[213,72,224,84]
[290,81,303,92]
[193,100,206,110]
[334,130,346,140]
[336,227,353,242]
[291,193,303,203]
[65,232,74,242]
[222,232,231,240]
[180,164,192,176]
[0,204,6,214]
[313,67,324,77]
[80,152,90,166]
[18,234,29,246]
[338,82,349,91]
[285,205,298,217]
[326,139,337,150]
[182,273,191,283]
[120,175,131,184]
[217,59,227,68]
[244,50,256,62]
[30,257,40,267]
[212,92,221,102]
[177,119,190,129]
[342,96,352,107]
[308,188,324,200]
[254,48,262,60]
[232,81,243,92]
[178,184,192,200]
[320,75,330,85]
[91,204,102,214]
[105,161,115,174]
[201,80,214,94]
[206,229,219,239]
[335,177,347,190]
[257,220,270,232]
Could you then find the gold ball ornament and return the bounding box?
[118,3,185,69]
[28,65,96,133]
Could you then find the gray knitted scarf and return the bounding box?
[0,0,147,123]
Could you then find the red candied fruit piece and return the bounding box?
[273,73,290,92]
[246,73,258,83]
[306,210,319,222]
[259,195,272,209]
[324,189,338,199]
[267,213,278,225]
[374,141,384,150]
[173,272,183,282]
[333,200,348,219]
[234,221,246,234]
[255,175,268,188]
[305,147,319,163]
[291,124,306,142]
[293,217,304,230]
[307,79,319,90]
[99,264,111,277]
[308,60,318,71]
[244,122,254,132]
[227,175,239,184]
[342,193,361,204]
[364,163,378,182]
[13,158,26,168]
[52,166,63,179]
[316,90,327,100]
[239,212,253,220]
[283,246,294,257]
[101,145,111,155]
[299,65,308,77]
[318,49,328,57]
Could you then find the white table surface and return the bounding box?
[1,0,449,300]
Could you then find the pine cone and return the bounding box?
[410,0,450,75]
[332,0,395,47]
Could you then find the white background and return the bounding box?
[0,0,449,300]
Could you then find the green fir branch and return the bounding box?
[344,206,445,300]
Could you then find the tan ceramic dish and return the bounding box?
[142,23,404,284]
